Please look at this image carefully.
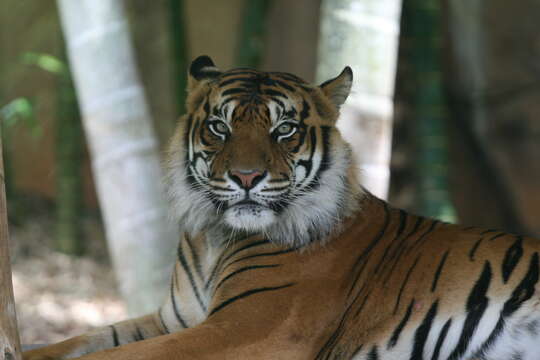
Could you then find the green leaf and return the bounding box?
[0,98,34,127]
[22,52,67,76]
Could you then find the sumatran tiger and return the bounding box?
[24,56,540,360]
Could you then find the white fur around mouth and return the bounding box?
[223,203,276,231]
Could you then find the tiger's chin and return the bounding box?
[223,203,277,232]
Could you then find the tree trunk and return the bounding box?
[394,0,455,221]
[55,49,84,256]
[56,0,178,316]
[168,0,188,118]
[316,0,402,199]
[0,128,22,360]
[236,0,270,68]
[262,0,321,82]
[444,0,540,236]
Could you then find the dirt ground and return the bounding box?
[9,212,127,345]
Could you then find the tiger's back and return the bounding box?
[312,196,540,359]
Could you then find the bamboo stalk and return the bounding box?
[56,0,178,316]
[168,0,188,117]
[0,128,22,360]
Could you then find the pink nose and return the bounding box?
[229,169,265,189]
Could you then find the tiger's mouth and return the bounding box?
[223,199,277,231]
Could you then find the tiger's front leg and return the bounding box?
[22,313,166,360]
[33,281,319,360]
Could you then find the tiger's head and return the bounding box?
[166,56,362,246]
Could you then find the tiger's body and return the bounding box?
[24,56,540,360]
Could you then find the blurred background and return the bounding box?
[1,0,540,345]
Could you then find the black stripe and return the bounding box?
[158,308,171,334]
[351,344,364,357]
[472,252,537,359]
[170,284,189,328]
[220,96,238,107]
[263,88,287,98]
[271,97,285,109]
[295,126,317,184]
[367,346,379,360]
[388,299,415,349]
[228,248,296,266]
[407,220,439,254]
[133,325,144,342]
[447,261,492,360]
[374,210,408,274]
[299,99,310,121]
[469,237,484,261]
[410,301,438,360]
[394,254,421,314]
[274,79,296,92]
[222,69,258,77]
[177,242,207,311]
[205,240,271,289]
[350,200,390,274]
[480,229,499,235]
[272,72,306,83]
[488,233,506,241]
[204,240,268,289]
[222,88,247,96]
[214,264,280,292]
[347,202,391,297]
[184,234,204,281]
[430,319,452,360]
[110,325,120,347]
[503,252,539,315]
[219,77,252,87]
[184,115,193,154]
[315,301,357,359]
[383,217,426,285]
[431,251,449,292]
[209,283,295,316]
[353,293,371,318]
[502,236,523,283]
[221,240,270,266]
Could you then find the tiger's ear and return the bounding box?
[319,66,353,108]
[188,55,222,91]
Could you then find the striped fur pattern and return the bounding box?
[23,57,540,360]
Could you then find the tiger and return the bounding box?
[23,55,540,360]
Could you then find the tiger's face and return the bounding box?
[167,56,360,246]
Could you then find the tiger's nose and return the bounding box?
[229,169,266,189]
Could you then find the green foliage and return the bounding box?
[0,97,41,137]
[18,50,85,255]
[22,52,68,77]
[236,0,270,68]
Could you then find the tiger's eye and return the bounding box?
[277,123,293,135]
[215,121,228,134]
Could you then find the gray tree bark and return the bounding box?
[0,131,22,360]
[317,0,402,199]
[56,0,178,316]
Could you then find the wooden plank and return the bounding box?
[0,131,22,359]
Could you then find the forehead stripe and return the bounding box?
[219,77,253,87]
[274,80,296,92]
[221,70,258,78]
[263,89,287,98]
[222,88,247,96]
[300,100,310,121]
[272,98,285,109]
